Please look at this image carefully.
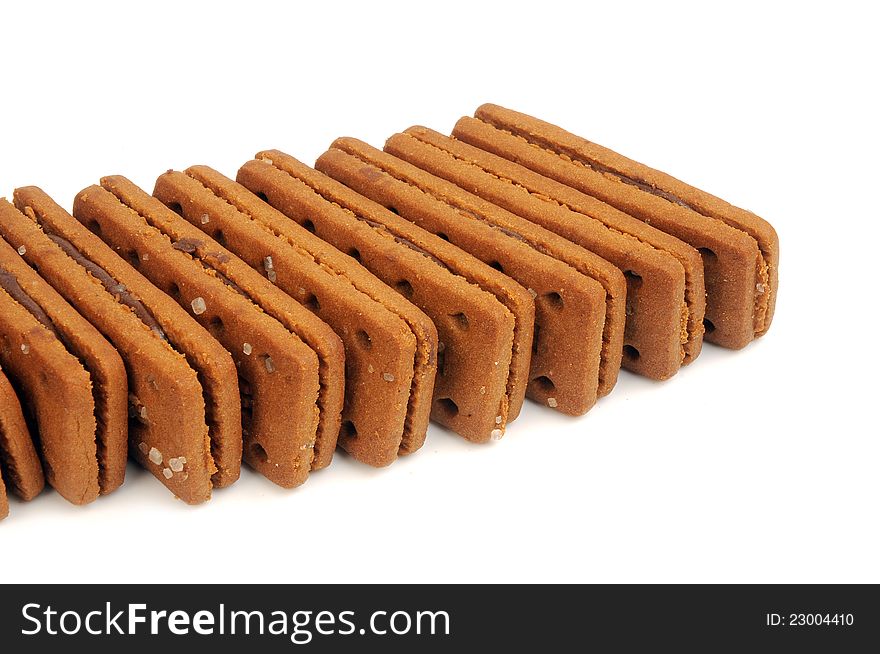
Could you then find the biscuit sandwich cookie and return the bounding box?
[239,150,533,441]
[385,128,707,381]
[0,207,128,505]
[152,167,437,466]
[5,188,241,504]
[0,367,46,520]
[457,105,778,348]
[317,138,626,415]
[75,177,342,488]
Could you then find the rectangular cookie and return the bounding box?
[6,188,242,504]
[458,104,779,348]
[74,177,335,489]
[239,150,534,440]
[0,366,46,519]
[317,138,626,415]
[0,216,128,498]
[386,128,707,381]
[152,167,437,466]
[0,228,100,505]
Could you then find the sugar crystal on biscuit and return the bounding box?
[495,415,502,424]
[162,468,173,479]
[169,458,184,473]
[547,397,558,408]
[20,343,29,354]
[263,257,276,283]
[200,214,210,224]
[191,297,207,315]
[138,442,149,455]
[264,355,276,373]
[383,372,395,382]
[490,428,503,441]
[756,283,766,294]
[243,342,253,355]
[17,245,26,255]
[148,447,162,464]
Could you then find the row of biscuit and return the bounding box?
[0,105,779,519]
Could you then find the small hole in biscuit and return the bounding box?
[436,232,450,242]
[703,318,716,333]
[125,250,140,268]
[167,203,184,216]
[250,442,269,463]
[543,292,564,310]
[450,312,469,330]
[489,261,504,272]
[624,270,643,290]
[532,375,556,393]
[436,397,459,418]
[623,345,640,360]
[208,316,224,336]
[340,420,357,439]
[168,282,181,298]
[214,230,227,246]
[304,293,320,312]
[698,247,717,263]
[356,330,372,350]
[349,248,361,262]
[85,220,102,235]
[302,219,316,233]
[395,280,414,298]
[255,192,269,203]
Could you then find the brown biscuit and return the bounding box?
[386,128,707,381]
[152,167,436,466]
[97,176,345,473]
[239,150,532,441]
[317,138,626,415]
[0,211,128,496]
[6,188,241,504]
[0,367,45,509]
[75,178,325,489]
[461,105,778,348]
[0,234,99,505]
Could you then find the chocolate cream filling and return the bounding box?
[44,233,167,341]
[0,267,62,339]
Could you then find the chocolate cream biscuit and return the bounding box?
[239,150,533,441]
[0,217,129,498]
[96,175,345,473]
[0,367,45,519]
[75,177,333,489]
[386,128,707,381]
[7,188,241,504]
[317,138,626,415]
[152,167,437,466]
[458,105,778,348]
[0,219,110,505]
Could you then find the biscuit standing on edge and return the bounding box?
[153,167,437,467]
[318,138,627,415]
[0,225,104,505]
[238,150,533,441]
[74,178,329,489]
[458,105,778,348]
[0,367,46,519]
[386,128,707,381]
[95,175,345,473]
[6,188,241,504]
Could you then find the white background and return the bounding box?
[0,1,877,584]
